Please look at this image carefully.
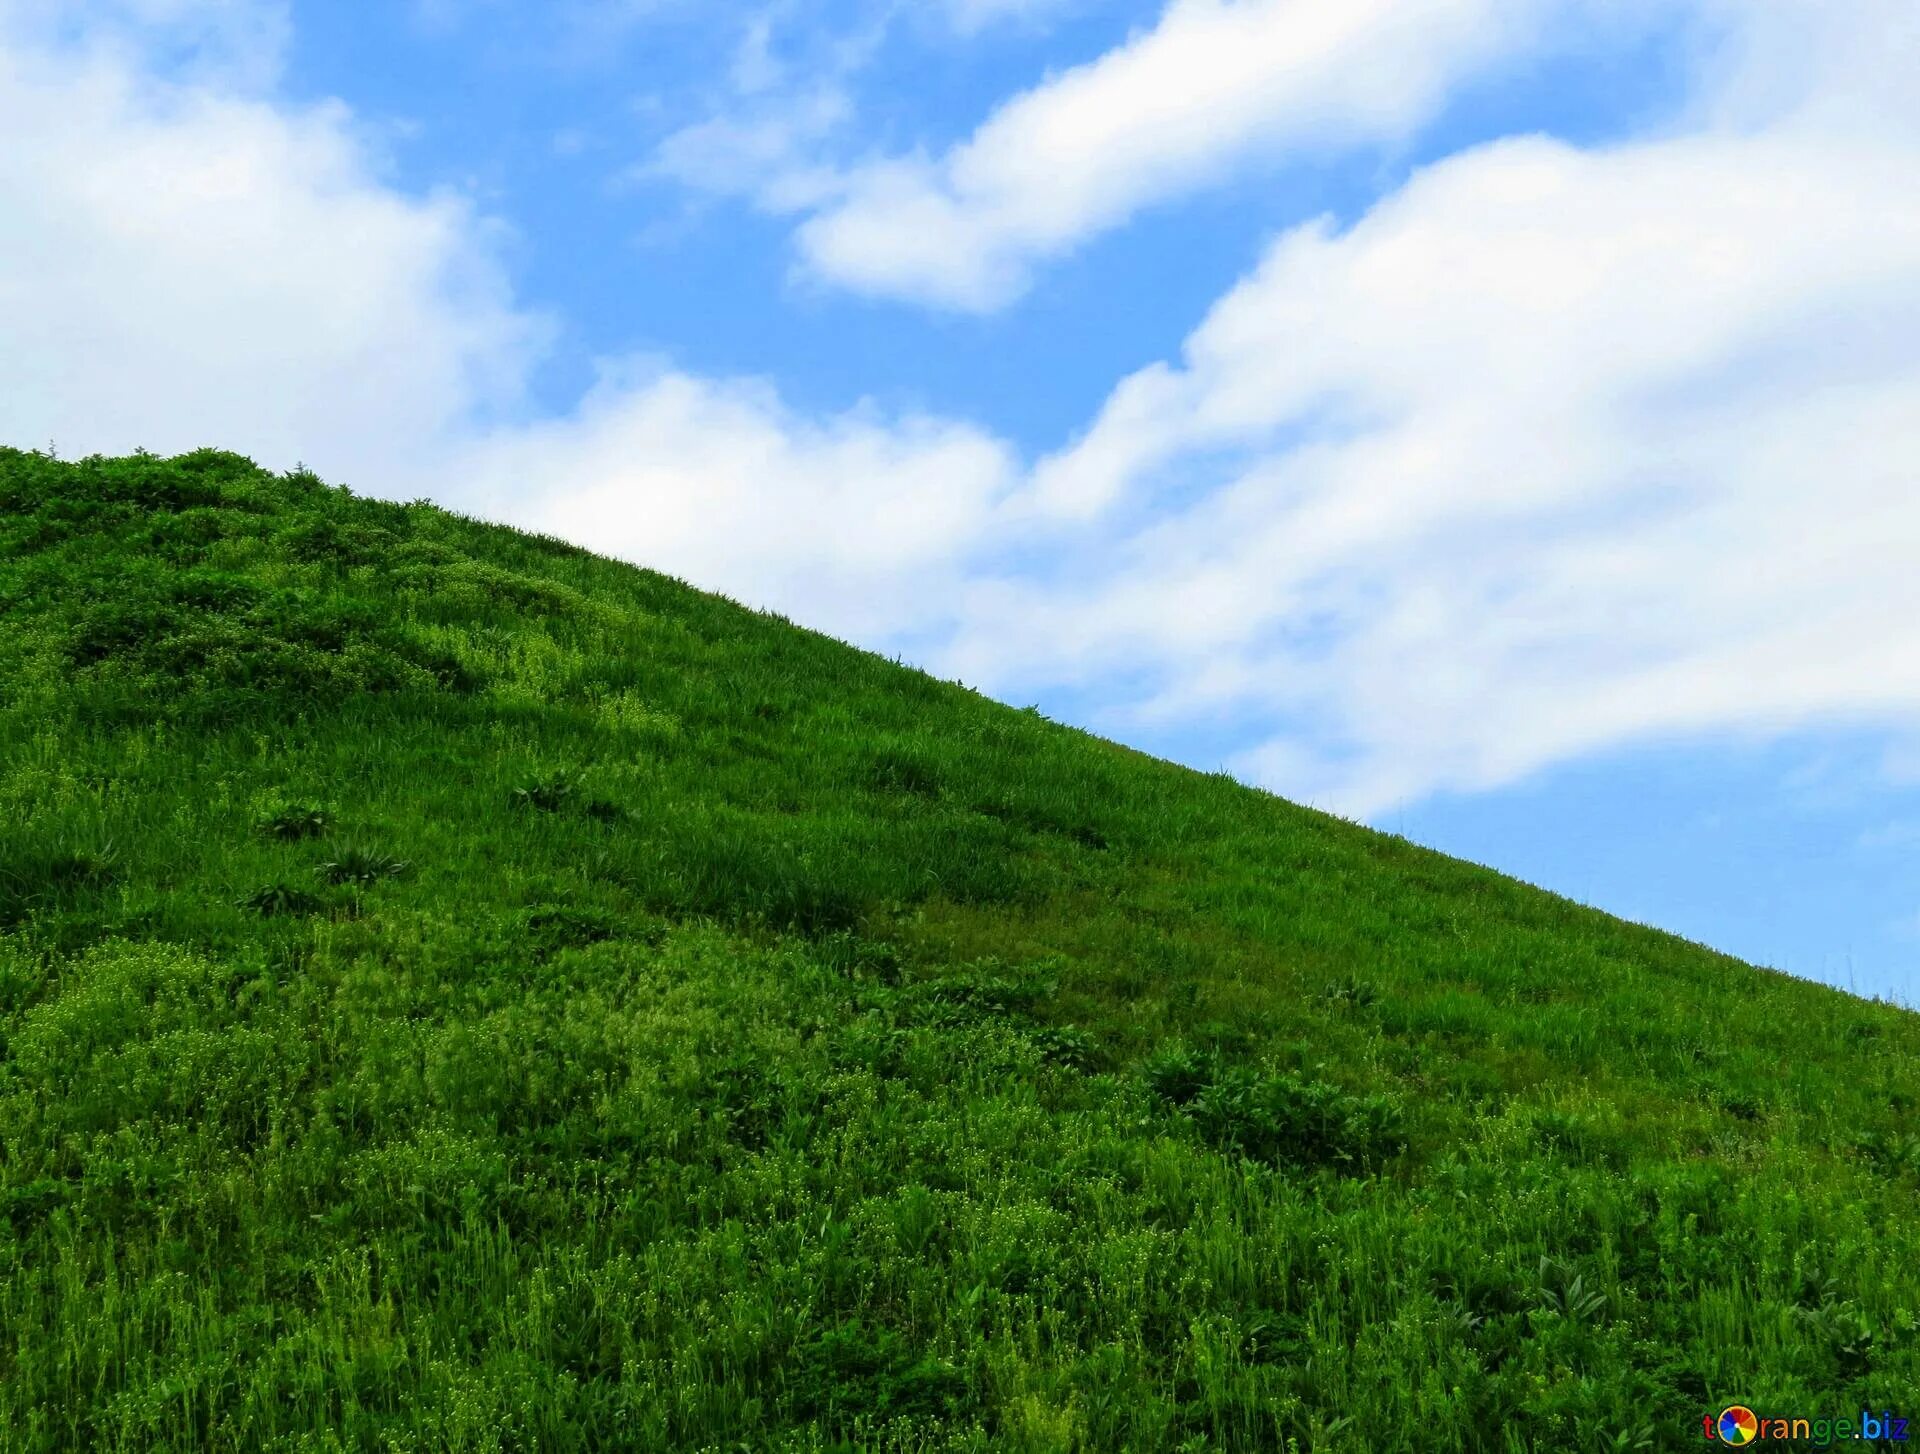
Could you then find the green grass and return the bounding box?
[0,445,1915,1452]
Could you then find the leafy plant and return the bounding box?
[1175,1062,1406,1172]
[521,904,619,953]
[1144,1044,1403,1170]
[509,769,624,821]
[236,883,323,916]
[256,803,332,840]
[1532,1256,1607,1326]
[1319,973,1380,1009]
[1026,1024,1096,1070]
[511,771,576,812]
[1141,1044,1219,1107]
[314,846,408,885]
[785,1318,974,1427]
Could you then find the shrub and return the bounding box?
[236,883,324,917]
[511,771,576,812]
[256,804,332,840]
[1141,1044,1219,1107]
[1188,1067,1405,1172]
[315,847,408,886]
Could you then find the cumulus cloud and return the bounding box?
[455,364,1016,640]
[8,0,1920,830]
[0,1,1013,640]
[653,0,1593,286]
[944,1,1920,812]
[0,3,538,487]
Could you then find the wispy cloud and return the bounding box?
[642,0,1088,227]
[786,0,1641,310]
[2,0,291,87]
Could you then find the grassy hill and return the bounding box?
[1,446,1915,1452]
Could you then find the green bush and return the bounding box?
[315,846,408,885]
[1188,1067,1405,1171]
[256,803,332,840]
[236,883,324,916]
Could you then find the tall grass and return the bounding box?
[0,446,1915,1451]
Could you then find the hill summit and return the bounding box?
[2,447,1916,1451]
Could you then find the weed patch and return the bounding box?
[315,846,409,886]
[236,883,325,916]
[1144,1048,1405,1172]
[256,803,332,840]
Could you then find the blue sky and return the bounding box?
[3,0,1917,1001]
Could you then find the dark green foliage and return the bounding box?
[520,904,623,953]
[255,802,332,840]
[815,928,906,984]
[1155,1060,1406,1171]
[1026,1023,1097,1070]
[868,744,944,798]
[1142,1043,1220,1107]
[0,836,119,926]
[234,882,323,916]
[1854,1128,1920,1179]
[786,1319,975,1427]
[2,446,1918,1452]
[1319,972,1380,1009]
[512,769,624,821]
[511,769,577,812]
[904,962,1053,1025]
[314,845,408,885]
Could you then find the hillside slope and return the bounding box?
[1,447,1916,1452]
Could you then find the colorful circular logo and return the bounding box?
[1718,1407,1759,1445]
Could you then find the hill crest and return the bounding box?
[2,446,1915,1450]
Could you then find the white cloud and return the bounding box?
[9,0,1920,834]
[455,364,1015,640]
[791,0,1627,310]
[2,0,290,86]
[649,87,852,214]
[0,1,1013,643]
[0,10,538,488]
[942,1,1920,813]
